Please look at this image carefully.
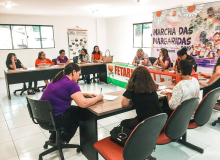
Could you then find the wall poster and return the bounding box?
[152,2,220,68]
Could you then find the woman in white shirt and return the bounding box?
[161,59,200,117]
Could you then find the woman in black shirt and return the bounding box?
[121,66,163,130]
[6,53,38,95]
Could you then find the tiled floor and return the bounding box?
[0,78,220,160]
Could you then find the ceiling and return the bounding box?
[0,0,219,18]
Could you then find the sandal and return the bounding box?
[34,87,40,92]
[27,89,35,95]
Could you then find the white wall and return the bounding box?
[96,19,107,53]
[106,13,153,64]
[0,14,106,77]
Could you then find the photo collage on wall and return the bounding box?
[68,29,88,57]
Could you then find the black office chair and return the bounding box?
[73,56,78,63]
[94,113,167,160]
[149,57,157,65]
[52,59,57,65]
[157,97,203,153]
[26,97,81,160]
[13,83,28,95]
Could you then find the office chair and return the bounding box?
[26,97,81,160]
[94,113,167,160]
[13,83,28,95]
[149,57,157,65]
[157,97,203,153]
[52,59,57,65]
[73,56,78,63]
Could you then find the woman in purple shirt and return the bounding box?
[40,63,103,143]
[153,48,171,69]
[57,49,70,65]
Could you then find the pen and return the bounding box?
[100,88,102,94]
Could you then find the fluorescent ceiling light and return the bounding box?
[5,2,12,8]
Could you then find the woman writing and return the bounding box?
[121,66,163,130]
[40,63,103,143]
[153,48,171,69]
[6,53,37,95]
[57,49,70,65]
[35,51,55,85]
[132,49,151,66]
[161,60,200,117]
[78,49,91,84]
[199,57,220,97]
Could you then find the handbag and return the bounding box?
[102,49,113,63]
[110,125,132,147]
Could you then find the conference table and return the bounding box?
[79,89,166,160]
[4,63,107,99]
[79,75,209,160]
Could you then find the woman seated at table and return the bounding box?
[78,49,91,84]
[40,63,103,143]
[199,57,220,97]
[91,46,102,82]
[57,49,70,65]
[35,51,55,85]
[132,48,152,66]
[173,47,197,72]
[161,60,200,117]
[121,66,163,130]
[153,48,171,69]
[6,53,37,95]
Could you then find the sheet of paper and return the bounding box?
[103,94,118,101]
[169,70,175,73]
[128,65,134,66]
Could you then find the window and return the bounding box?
[0,25,12,49]
[0,24,54,50]
[133,22,152,48]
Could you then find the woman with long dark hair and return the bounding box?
[153,48,171,69]
[200,57,220,97]
[91,46,103,82]
[40,63,103,143]
[92,46,102,62]
[6,53,37,95]
[78,49,91,84]
[121,66,163,130]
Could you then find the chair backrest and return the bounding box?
[26,97,57,131]
[52,59,57,65]
[194,87,220,126]
[123,113,167,160]
[165,97,199,140]
[73,56,78,63]
[149,57,157,65]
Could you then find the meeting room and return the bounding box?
[1,0,220,160]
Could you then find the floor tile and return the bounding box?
[66,153,87,160]
[98,127,110,140]
[10,124,42,140]
[152,144,189,160]
[4,109,29,121]
[19,148,60,160]
[0,113,5,122]
[98,116,121,127]
[5,156,20,160]
[0,142,17,160]
[6,116,32,129]
[104,121,121,131]
[0,99,22,107]
[0,121,8,131]
[1,104,26,113]
[0,130,12,144]
[14,133,47,154]
[190,146,220,160]
[187,126,220,145]
[115,110,136,120]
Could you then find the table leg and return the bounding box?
[79,108,98,160]
[4,73,11,99]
